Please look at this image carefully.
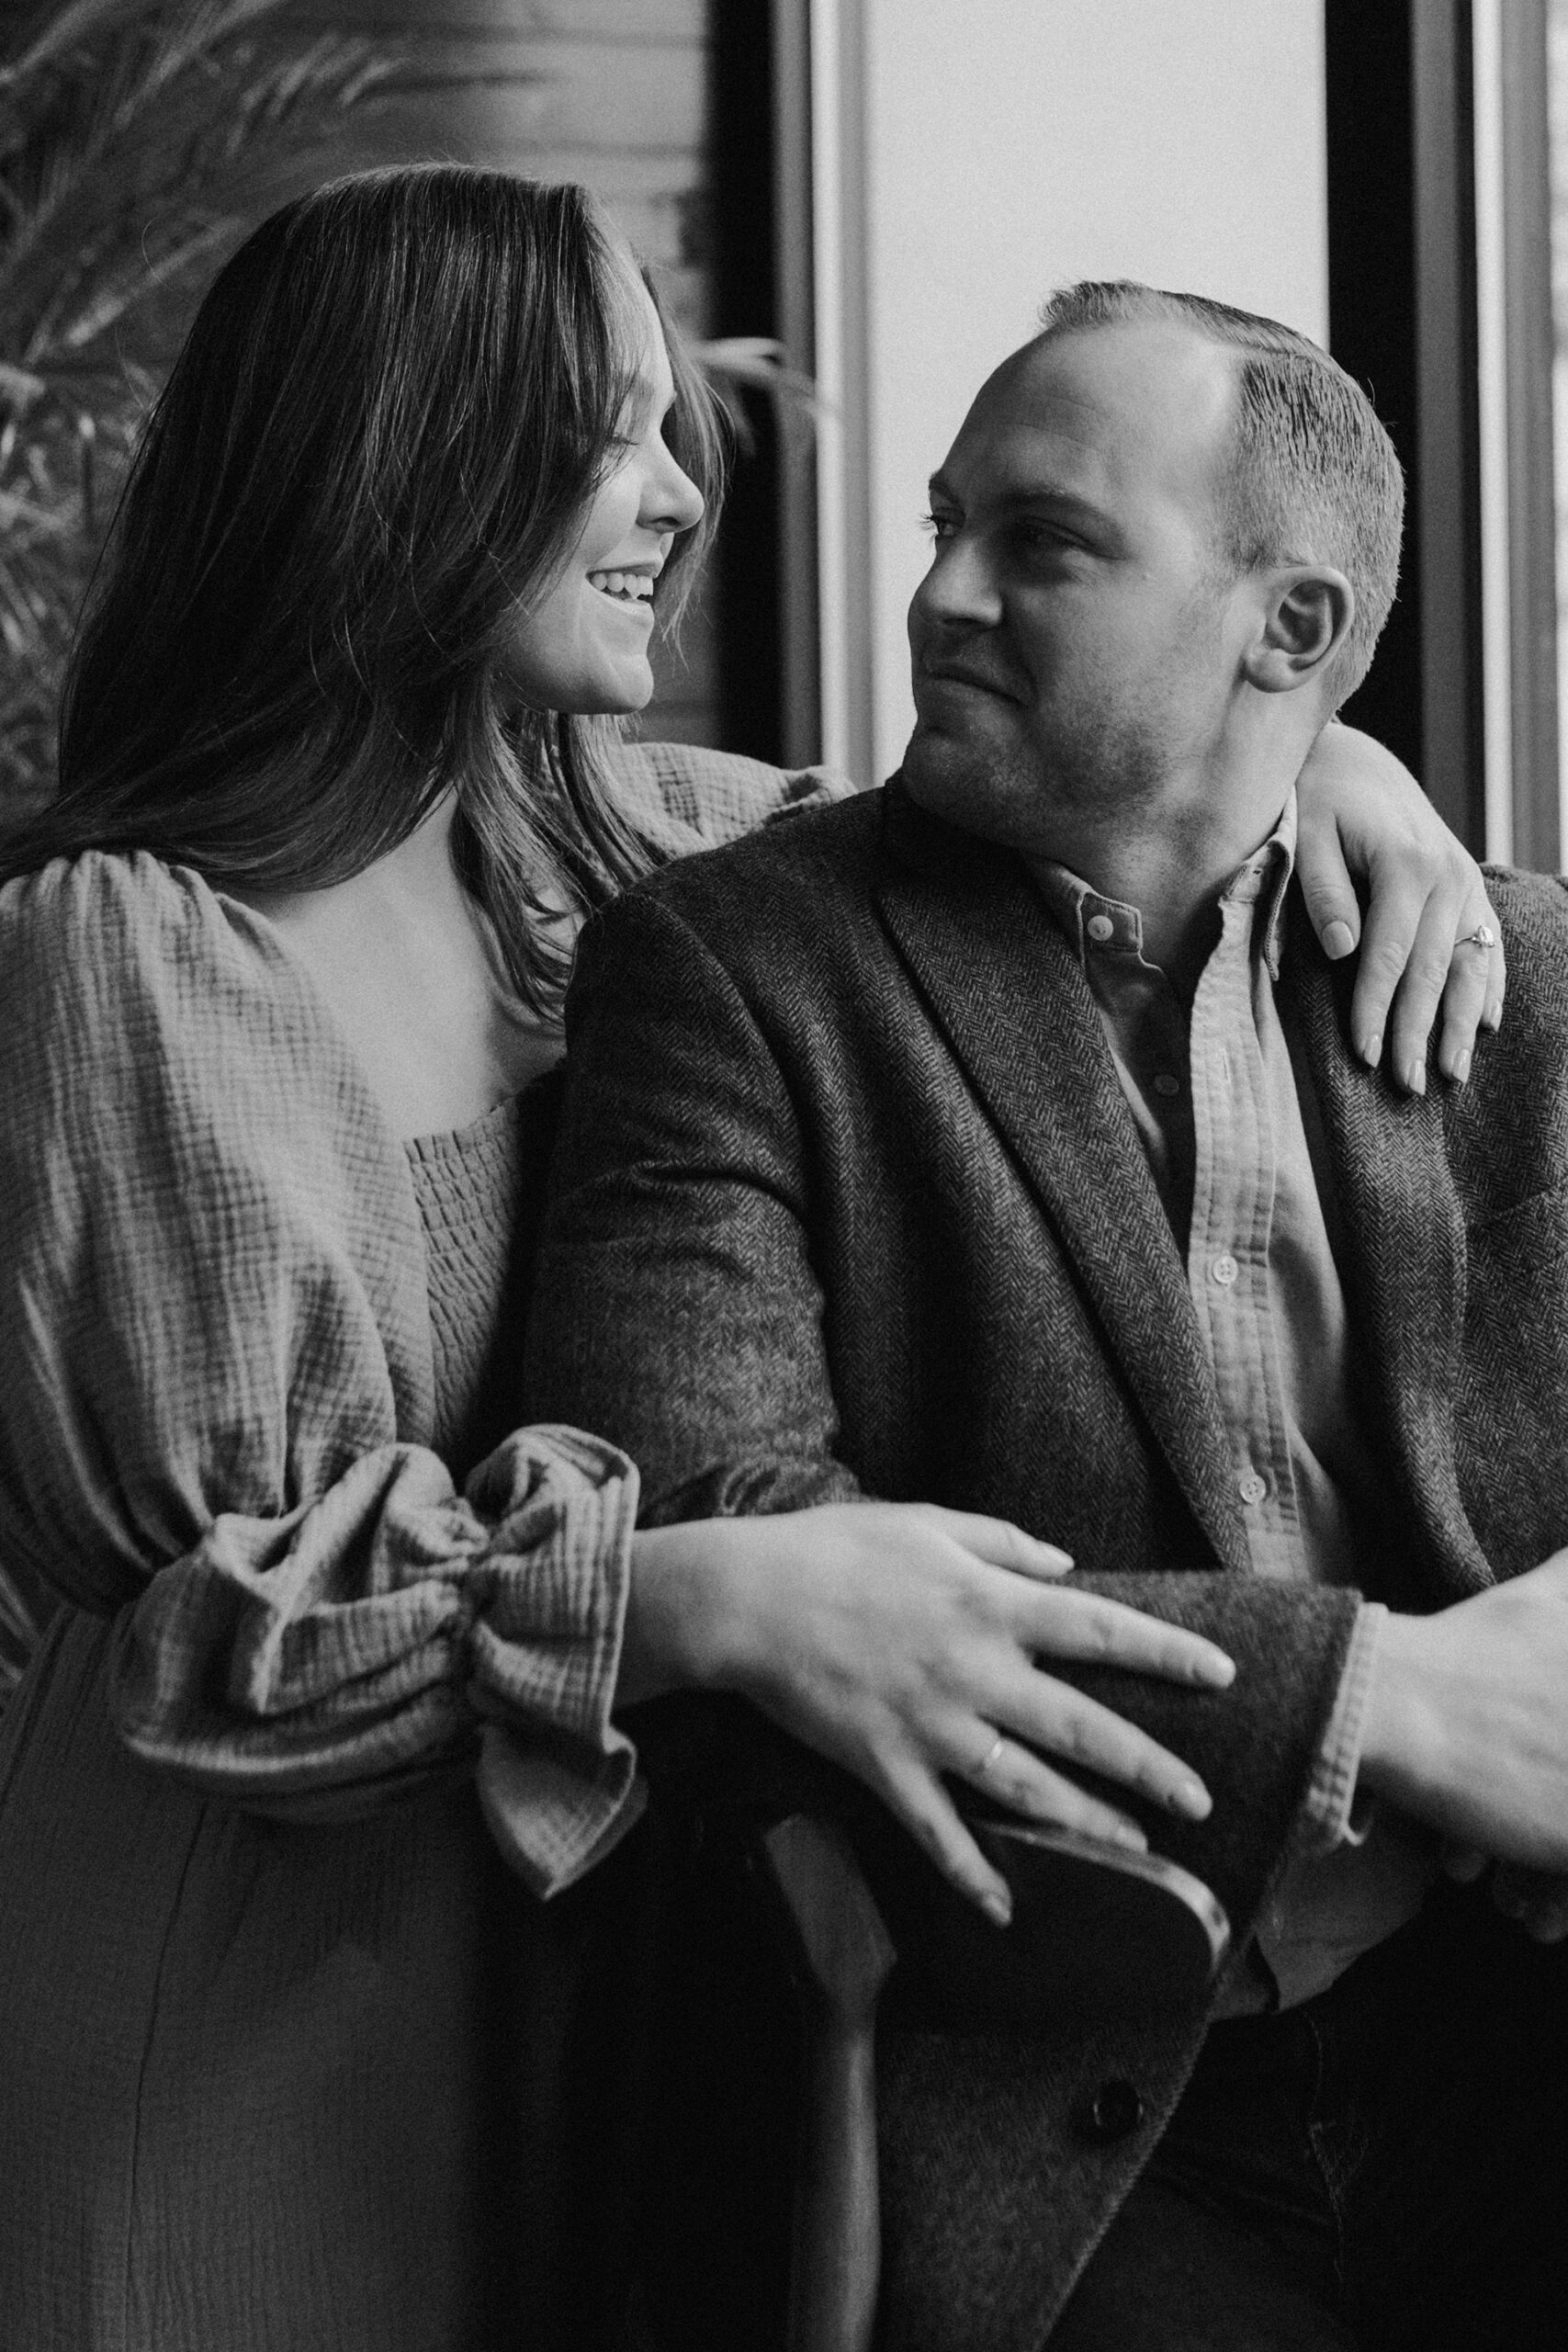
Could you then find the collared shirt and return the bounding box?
[1032,794,1438,2010]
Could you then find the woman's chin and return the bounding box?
[585,659,657,718]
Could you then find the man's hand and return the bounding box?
[1438,1842,1568,1945]
[1294,722,1505,1091]
[1360,1550,1568,1869]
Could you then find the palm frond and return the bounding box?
[0,0,403,828]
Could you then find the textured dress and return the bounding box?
[0,744,837,2351]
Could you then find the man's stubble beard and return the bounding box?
[902,701,1172,864]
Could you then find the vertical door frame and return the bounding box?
[809,0,876,787]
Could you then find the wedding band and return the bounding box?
[1459,922,1497,952]
[976,1735,1006,1781]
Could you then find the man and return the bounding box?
[525,285,1568,2349]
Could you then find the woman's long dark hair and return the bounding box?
[1,165,726,1013]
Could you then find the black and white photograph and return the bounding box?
[3,4,1568,2346]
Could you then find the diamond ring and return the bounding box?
[1459,922,1498,951]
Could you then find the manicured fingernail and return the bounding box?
[1323,920,1356,959]
[1359,1030,1382,1069]
[1194,1648,1236,1687]
[1404,1060,1427,1097]
[982,1887,1012,1928]
[1483,1001,1503,1033]
[1451,1048,1472,1085]
[1171,1779,1212,1820]
[1110,1821,1148,1852]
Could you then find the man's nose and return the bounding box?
[911,535,1003,633]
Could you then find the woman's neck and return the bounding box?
[231,791,566,1139]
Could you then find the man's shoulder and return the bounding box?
[1440,865,1568,1204]
[1484,865,1568,959]
[1473,866,1568,1037]
[623,781,887,937]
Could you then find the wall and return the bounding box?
[820,0,1330,785]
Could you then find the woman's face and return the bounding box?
[499,277,705,714]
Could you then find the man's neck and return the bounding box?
[1020,777,1294,996]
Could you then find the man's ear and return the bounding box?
[1241,566,1355,695]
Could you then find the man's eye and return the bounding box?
[919,511,959,540]
[1016,521,1082,558]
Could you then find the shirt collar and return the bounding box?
[1032,788,1298,983]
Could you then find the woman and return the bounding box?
[0,168,1499,2351]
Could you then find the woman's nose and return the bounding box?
[646,446,705,536]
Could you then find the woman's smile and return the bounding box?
[588,565,658,605]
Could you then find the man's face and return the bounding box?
[903,319,1255,855]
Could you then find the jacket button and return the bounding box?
[1075,2079,1145,2144]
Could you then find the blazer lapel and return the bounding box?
[874,785,1250,1572]
[1283,930,1491,1600]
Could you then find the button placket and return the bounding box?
[1186,899,1301,1565]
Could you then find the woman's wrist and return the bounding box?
[618,1521,745,1707]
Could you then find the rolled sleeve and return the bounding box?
[1294,1600,1386,1856]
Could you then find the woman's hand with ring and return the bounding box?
[626,1500,1235,1925]
[1293,721,1506,1091]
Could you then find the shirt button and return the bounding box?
[1153,1072,1180,1098]
[1210,1253,1239,1286]
[1086,913,1115,943]
[1237,1469,1268,1506]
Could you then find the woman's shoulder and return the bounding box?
[4,847,248,989]
[1,848,324,1050]
[611,738,854,852]
[0,850,378,1162]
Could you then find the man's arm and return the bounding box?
[526,888,862,1521]
[525,879,1359,1928]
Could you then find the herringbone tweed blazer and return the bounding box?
[526,777,1568,2351]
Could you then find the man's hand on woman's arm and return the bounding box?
[1294,721,1505,1091]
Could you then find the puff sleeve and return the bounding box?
[0,853,639,1894]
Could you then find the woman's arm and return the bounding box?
[0,856,641,1895]
[1294,721,1504,1091]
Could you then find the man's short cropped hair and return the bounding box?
[1037,280,1404,704]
